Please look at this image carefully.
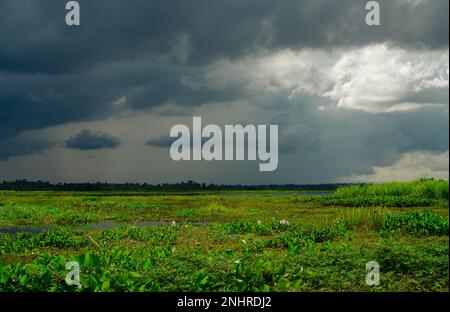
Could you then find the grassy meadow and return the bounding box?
[0,179,448,292]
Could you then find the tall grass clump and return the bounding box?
[335,178,449,201]
[337,207,388,230]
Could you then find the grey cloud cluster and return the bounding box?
[65,129,121,150]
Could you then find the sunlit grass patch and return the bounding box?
[335,178,449,200]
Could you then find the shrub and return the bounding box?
[308,195,436,207]
[377,211,449,237]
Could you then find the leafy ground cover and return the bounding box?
[0,179,448,291]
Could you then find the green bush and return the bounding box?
[308,195,436,207]
[378,211,449,237]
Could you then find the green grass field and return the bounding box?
[0,179,448,292]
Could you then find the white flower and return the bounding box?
[257,220,262,225]
[279,219,289,225]
[171,221,177,227]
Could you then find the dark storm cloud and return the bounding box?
[391,107,450,153]
[268,94,449,182]
[0,70,121,141]
[0,61,245,143]
[0,0,447,74]
[0,136,55,160]
[65,130,121,150]
[146,136,175,149]
[0,0,447,140]
[270,0,448,51]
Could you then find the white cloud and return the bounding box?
[184,45,449,114]
[338,150,449,182]
[324,44,449,113]
[198,49,333,97]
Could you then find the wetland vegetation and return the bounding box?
[0,178,448,292]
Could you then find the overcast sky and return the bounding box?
[0,0,448,184]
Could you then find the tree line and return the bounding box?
[0,180,348,191]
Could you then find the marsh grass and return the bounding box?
[0,179,448,291]
[336,207,389,230]
[335,178,449,200]
[301,179,448,208]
